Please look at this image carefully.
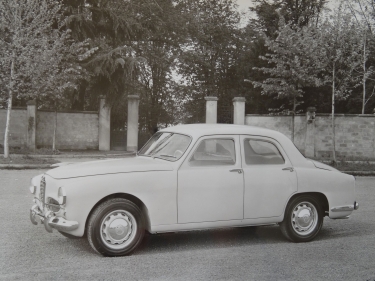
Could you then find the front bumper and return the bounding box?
[30,204,79,233]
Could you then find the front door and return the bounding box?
[178,135,244,224]
[240,135,298,219]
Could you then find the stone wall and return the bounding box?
[246,114,375,160]
[37,110,99,150]
[0,108,99,150]
[0,108,27,148]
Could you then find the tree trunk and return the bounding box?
[291,95,296,143]
[52,110,57,151]
[3,53,15,159]
[363,74,366,114]
[362,33,366,114]
[332,65,336,164]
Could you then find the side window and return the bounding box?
[244,139,284,165]
[190,139,236,166]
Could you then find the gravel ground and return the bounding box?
[1,170,374,281]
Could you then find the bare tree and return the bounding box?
[0,0,68,158]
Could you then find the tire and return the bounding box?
[58,231,82,239]
[280,195,323,242]
[87,198,145,257]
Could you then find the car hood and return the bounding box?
[46,157,174,179]
[308,159,339,172]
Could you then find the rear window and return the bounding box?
[244,139,284,165]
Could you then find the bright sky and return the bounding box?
[237,0,252,12]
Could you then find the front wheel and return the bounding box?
[280,195,323,242]
[87,198,145,256]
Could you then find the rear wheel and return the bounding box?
[87,198,145,256]
[280,195,323,242]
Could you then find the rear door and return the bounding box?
[240,135,297,219]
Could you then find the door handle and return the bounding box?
[282,167,294,172]
[230,169,243,174]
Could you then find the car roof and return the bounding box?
[159,123,285,139]
[159,123,310,167]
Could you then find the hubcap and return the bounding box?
[100,210,137,250]
[291,201,318,236]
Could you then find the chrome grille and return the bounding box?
[39,176,46,207]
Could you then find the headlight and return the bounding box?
[58,187,66,205]
[30,174,42,194]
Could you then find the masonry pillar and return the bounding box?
[127,95,140,152]
[205,96,218,124]
[27,100,37,151]
[99,96,111,151]
[305,107,316,158]
[233,97,246,125]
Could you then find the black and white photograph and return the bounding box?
[1,0,374,280]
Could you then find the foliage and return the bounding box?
[134,0,188,133]
[178,0,245,123]
[345,0,375,114]
[318,8,363,162]
[252,18,324,114]
[249,0,327,37]
[3,0,375,154]
[0,0,68,99]
[318,10,362,99]
[0,0,69,157]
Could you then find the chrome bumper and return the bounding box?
[30,204,79,233]
[331,201,359,212]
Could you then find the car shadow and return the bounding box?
[57,218,373,257]
[134,225,286,255]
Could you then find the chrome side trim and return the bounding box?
[331,205,354,212]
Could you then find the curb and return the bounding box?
[31,152,136,158]
[0,164,55,170]
[343,171,375,176]
[0,152,136,159]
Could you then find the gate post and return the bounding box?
[305,107,316,158]
[232,97,246,125]
[127,95,140,152]
[27,100,37,151]
[205,96,218,124]
[99,96,111,151]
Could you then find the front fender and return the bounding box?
[62,171,177,236]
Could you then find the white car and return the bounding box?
[29,124,359,256]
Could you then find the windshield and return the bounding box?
[138,132,192,161]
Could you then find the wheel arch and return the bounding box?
[84,193,151,235]
[286,192,329,217]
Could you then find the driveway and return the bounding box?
[1,169,374,281]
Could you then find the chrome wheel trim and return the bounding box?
[291,201,318,236]
[100,210,137,250]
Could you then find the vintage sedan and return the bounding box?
[29,124,359,256]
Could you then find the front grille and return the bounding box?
[39,176,46,207]
[47,197,60,212]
